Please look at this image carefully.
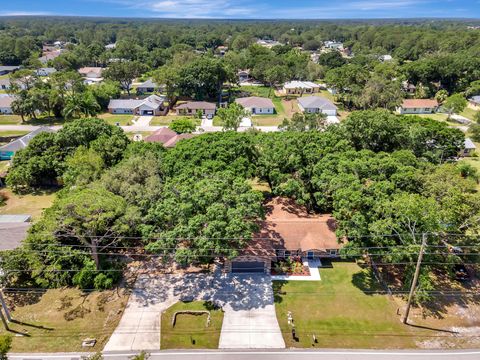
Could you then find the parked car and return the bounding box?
[454,264,469,281]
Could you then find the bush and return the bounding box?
[0,334,12,360]
[169,118,196,134]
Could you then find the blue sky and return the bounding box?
[1,0,479,19]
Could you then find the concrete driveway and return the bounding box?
[104,272,284,351]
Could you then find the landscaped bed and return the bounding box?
[0,288,129,352]
[272,257,310,276]
[161,301,224,349]
[273,261,444,349]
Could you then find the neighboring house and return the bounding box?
[39,50,63,64]
[396,99,439,114]
[462,138,477,157]
[175,101,217,118]
[238,69,250,83]
[324,40,343,50]
[256,39,283,48]
[225,197,344,274]
[402,81,416,94]
[468,96,480,110]
[297,96,337,116]
[78,67,104,79]
[0,66,20,76]
[36,67,57,77]
[144,127,195,148]
[108,95,167,116]
[283,81,320,95]
[0,79,26,91]
[216,46,228,56]
[136,79,160,94]
[105,43,116,50]
[0,95,14,114]
[235,97,275,115]
[380,55,393,62]
[0,127,56,160]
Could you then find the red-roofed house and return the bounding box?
[225,197,345,273]
[144,128,195,148]
[397,99,439,115]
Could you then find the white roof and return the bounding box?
[284,81,320,89]
[465,138,476,150]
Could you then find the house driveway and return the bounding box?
[104,272,284,351]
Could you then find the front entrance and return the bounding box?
[231,261,265,273]
[307,251,315,260]
[142,110,154,115]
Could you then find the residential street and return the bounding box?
[9,350,480,360]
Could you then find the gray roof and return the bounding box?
[108,95,165,110]
[36,67,57,76]
[465,138,477,150]
[0,222,30,251]
[235,97,275,109]
[176,101,216,111]
[0,127,56,153]
[298,96,337,111]
[0,66,20,73]
[137,79,158,89]
[469,95,480,105]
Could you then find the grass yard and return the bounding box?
[97,113,134,126]
[238,85,273,98]
[460,107,479,121]
[161,301,224,349]
[274,261,436,349]
[150,115,179,126]
[0,115,22,125]
[0,188,57,220]
[1,288,128,353]
[125,131,154,140]
[0,130,29,137]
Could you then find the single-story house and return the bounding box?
[136,79,160,94]
[402,81,416,94]
[39,50,63,64]
[175,101,216,118]
[108,94,166,116]
[256,39,283,48]
[78,67,104,79]
[0,79,11,91]
[235,97,275,115]
[298,96,337,116]
[379,54,393,62]
[283,81,320,95]
[105,43,116,50]
[0,66,20,76]
[238,69,250,83]
[468,96,480,110]
[144,127,195,147]
[36,67,57,77]
[324,41,343,50]
[0,95,14,114]
[0,127,56,160]
[396,99,439,114]
[462,138,477,157]
[225,197,344,274]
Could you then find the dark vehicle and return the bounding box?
[454,264,470,281]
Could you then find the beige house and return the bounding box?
[283,81,320,95]
[235,97,275,115]
[175,101,216,118]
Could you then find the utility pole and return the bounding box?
[403,233,427,324]
[0,290,11,322]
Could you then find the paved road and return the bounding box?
[9,349,480,360]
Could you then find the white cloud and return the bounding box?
[0,11,53,16]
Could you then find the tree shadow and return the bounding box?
[351,267,385,295]
[272,280,287,304]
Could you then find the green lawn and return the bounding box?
[0,288,128,352]
[150,115,179,126]
[0,130,29,137]
[0,115,22,125]
[460,107,479,121]
[273,262,434,348]
[161,301,224,349]
[97,113,134,126]
[238,85,273,98]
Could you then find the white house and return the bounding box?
[238,69,250,83]
[108,95,166,116]
[36,67,57,77]
[283,81,320,95]
[235,97,275,115]
[324,41,343,50]
[297,96,337,116]
[0,95,14,114]
[380,55,393,62]
[136,79,160,93]
[468,96,480,111]
[78,67,104,79]
[396,99,439,114]
[462,138,477,157]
